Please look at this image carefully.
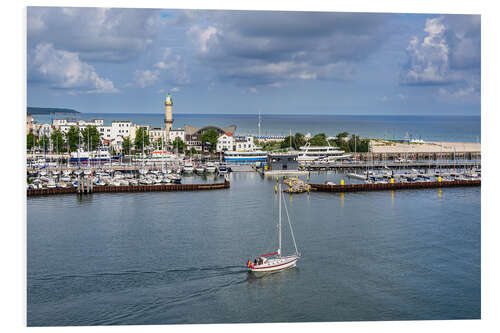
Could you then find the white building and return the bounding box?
[234,136,256,151]
[149,127,166,144]
[53,118,104,133]
[37,123,53,138]
[168,128,185,143]
[216,134,256,152]
[216,133,234,152]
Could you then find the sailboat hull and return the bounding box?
[248,255,299,273]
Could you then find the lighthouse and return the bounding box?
[164,93,173,133]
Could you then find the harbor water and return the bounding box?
[27,172,480,326]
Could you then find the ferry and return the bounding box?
[223,150,268,165]
[70,147,119,164]
[297,143,351,164]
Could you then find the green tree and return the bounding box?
[38,135,50,152]
[280,135,294,149]
[280,132,306,150]
[172,137,186,152]
[51,129,65,152]
[65,126,81,152]
[261,141,281,151]
[134,127,150,151]
[309,133,328,146]
[333,131,350,148]
[154,137,165,150]
[122,136,132,155]
[81,126,101,151]
[27,132,37,151]
[294,132,306,148]
[200,129,219,152]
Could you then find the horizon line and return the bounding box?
[58,112,480,117]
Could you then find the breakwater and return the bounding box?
[310,179,480,193]
[27,180,230,196]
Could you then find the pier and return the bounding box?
[303,160,480,171]
[310,179,480,193]
[27,180,230,196]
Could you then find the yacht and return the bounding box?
[70,146,118,164]
[297,142,351,164]
[217,162,228,175]
[183,160,194,173]
[195,164,205,174]
[206,162,216,173]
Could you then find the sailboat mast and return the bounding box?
[278,183,282,257]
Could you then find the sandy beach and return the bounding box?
[371,140,481,154]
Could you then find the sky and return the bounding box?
[26,7,481,116]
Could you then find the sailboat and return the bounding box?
[247,184,300,273]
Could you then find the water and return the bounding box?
[31,113,481,142]
[27,172,480,326]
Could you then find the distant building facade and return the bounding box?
[26,112,35,134]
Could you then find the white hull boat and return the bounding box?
[206,162,216,173]
[247,184,300,274]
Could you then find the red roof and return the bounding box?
[224,133,233,136]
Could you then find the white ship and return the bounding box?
[70,147,118,164]
[297,142,351,164]
[224,150,268,165]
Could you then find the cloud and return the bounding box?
[185,11,389,88]
[400,15,480,97]
[28,43,118,94]
[27,7,162,62]
[133,47,189,88]
[134,69,159,88]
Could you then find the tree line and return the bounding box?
[260,132,370,152]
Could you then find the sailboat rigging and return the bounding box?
[247,183,300,273]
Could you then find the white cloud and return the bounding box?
[134,69,160,88]
[134,48,189,87]
[188,26,218,54]
[28,43,118,94]
[401,16,480,92]
[402,18,451,85]
[184,12,388,87]
[171,87,180,92]
[27,7,163,62]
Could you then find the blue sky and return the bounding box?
[27,8,480,115]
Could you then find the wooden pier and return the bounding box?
[304,160,480,171]
[310,179,480,193]
[27,180,230,196]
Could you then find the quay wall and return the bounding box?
[27,181,230,196]
[310,180,480,193]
